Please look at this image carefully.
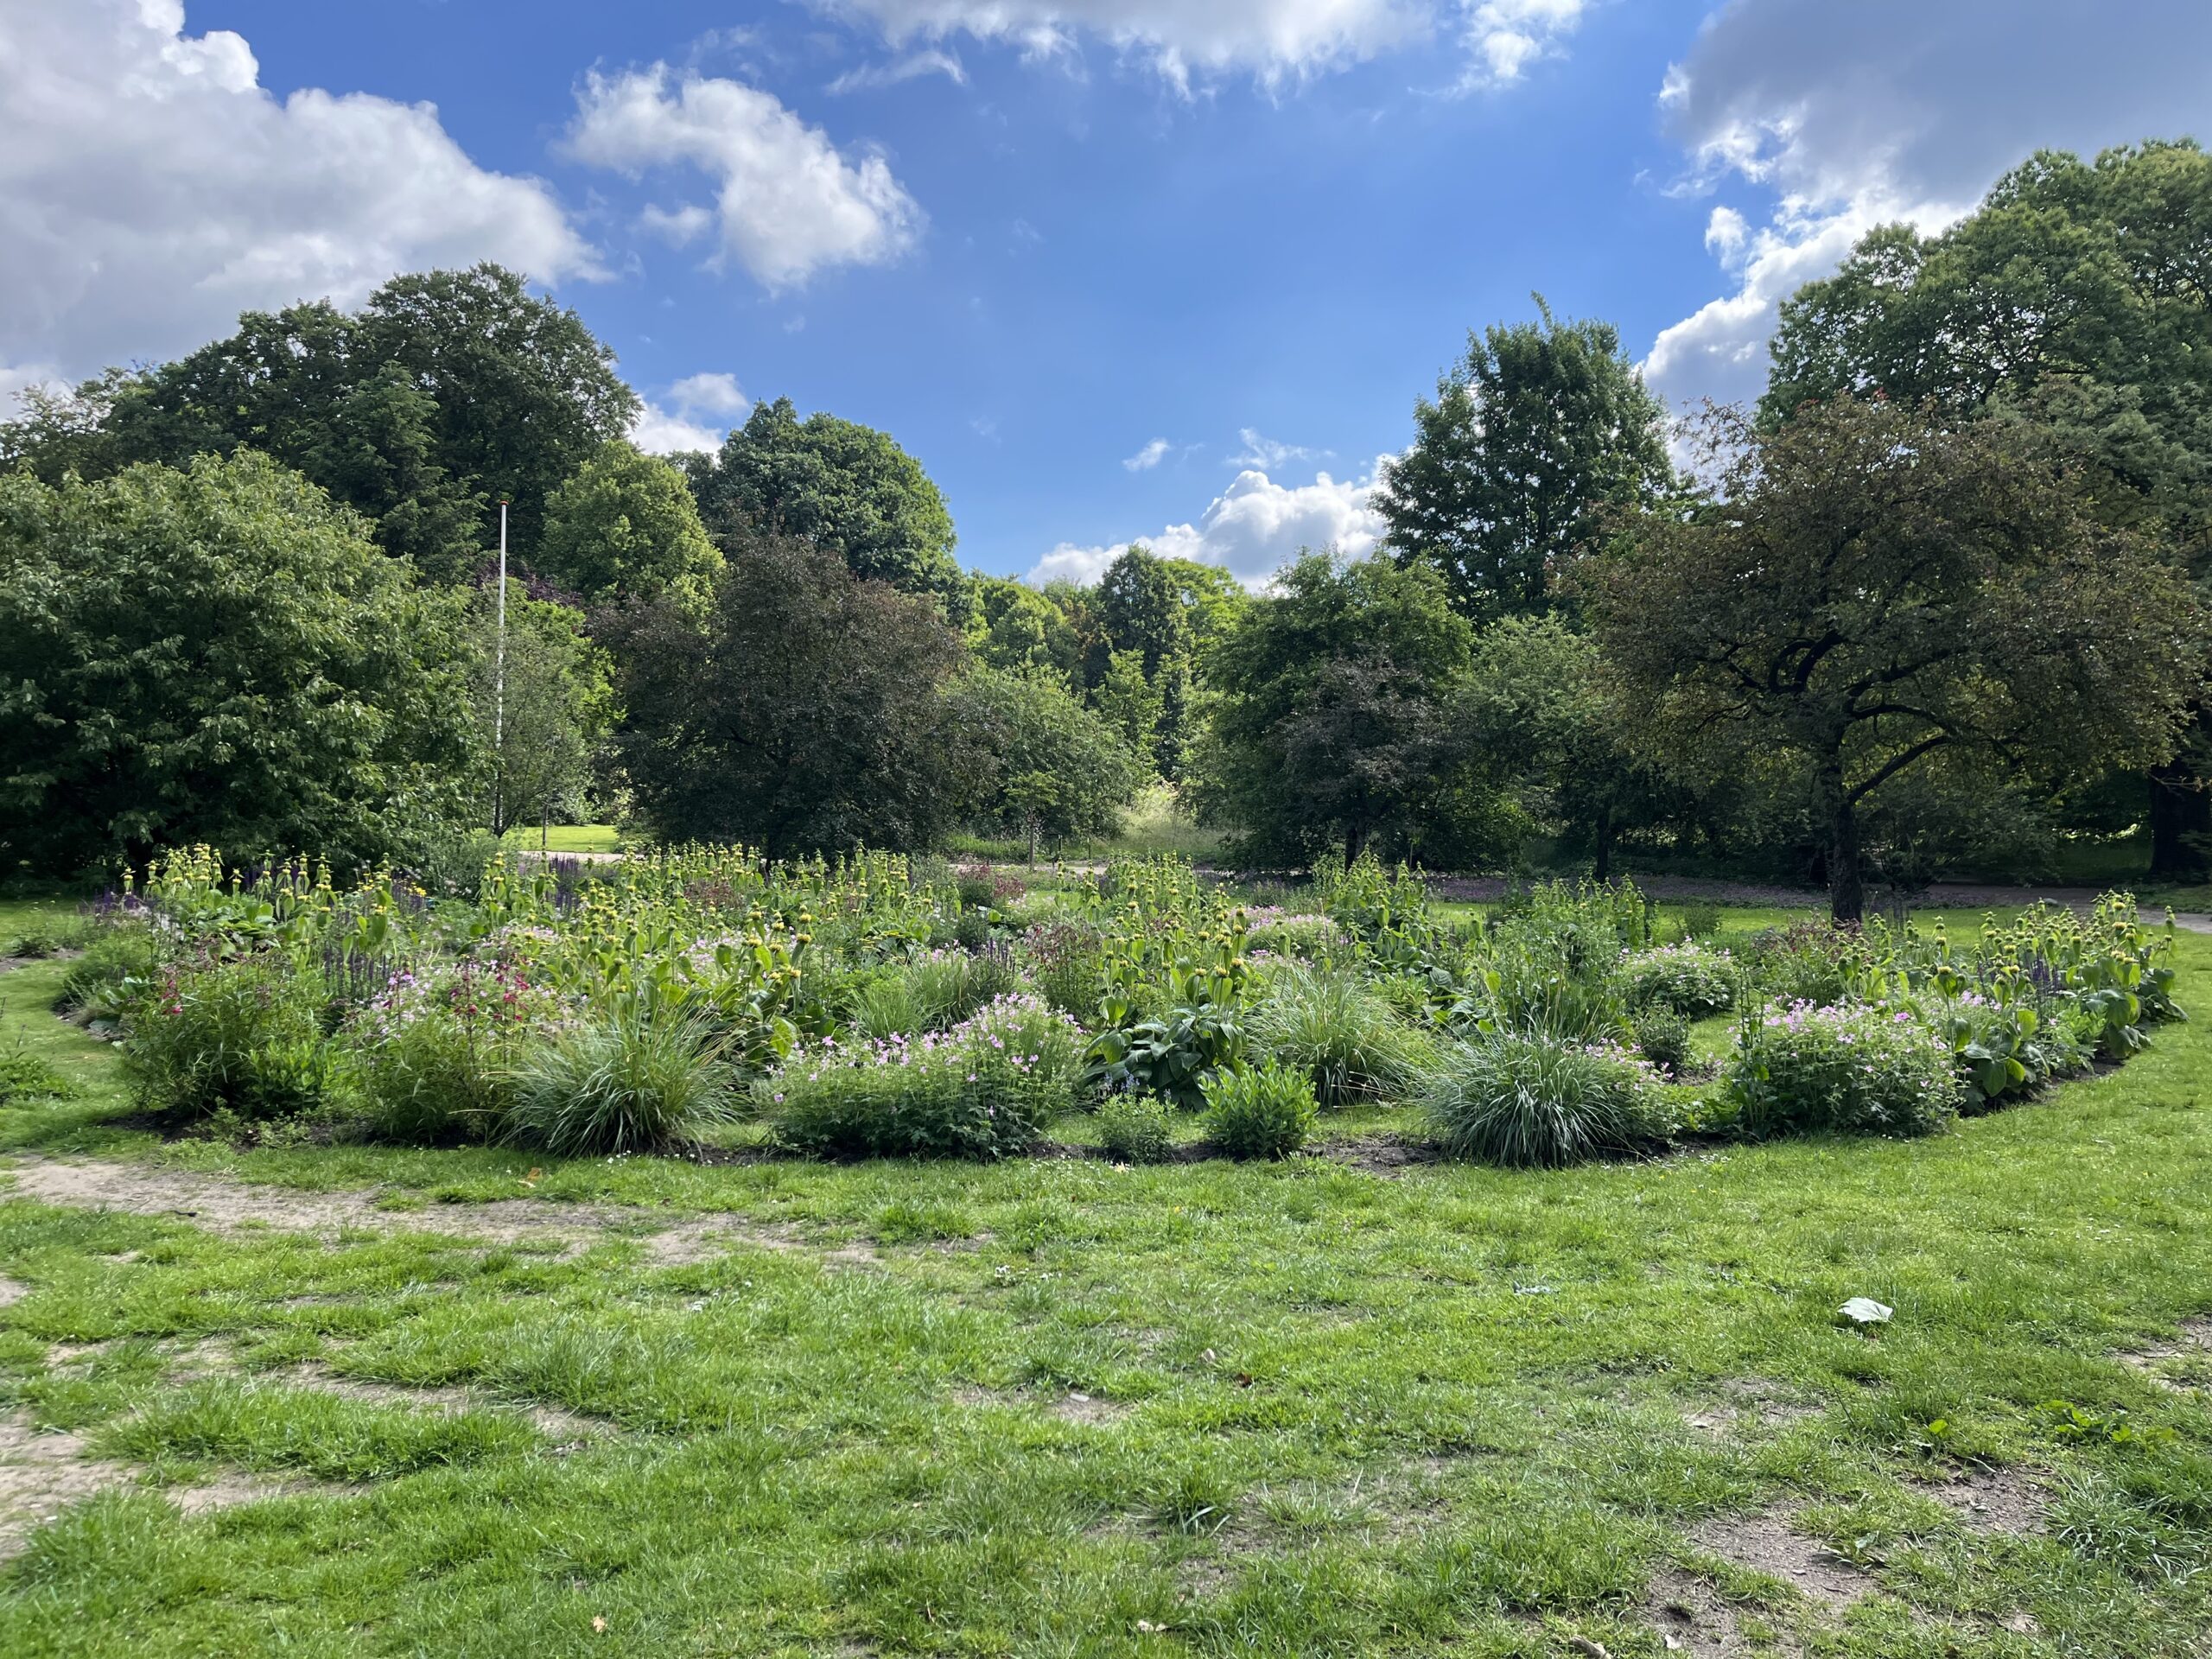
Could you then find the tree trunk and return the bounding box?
[1027,817,1040,870]
[1821,766,1866,924]
[1592,803,1614,882]
[2149,749,2210,880]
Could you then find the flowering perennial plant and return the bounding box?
[1731,1001,1962,1138]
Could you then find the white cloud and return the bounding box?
[1029,460,1391,589]
[1122,437,1172,471]
[827,48,969,93]
[0,0,597,387]
[806,0,1579,89]
[563,66,923,289]
[670,371,751,416]
[639,203,715,246]
[1644,0,2212,410]
[1459,0,1590,89]
[1228,428,1324,470]
[631,403,727,454]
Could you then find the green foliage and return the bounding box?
[504,1010,736,1155]
[603,532,975,857]
[1093,1094,1177,1163]
[772,995,1082,1160]
[967,576,1082,680]
[122,952,333,1122]
[903,950,1027,1031]
[683,397,962,605]
[1192,552,1478,867]
[1088,1004,1247,1111]
[537,440,722,607]
[1423,1033,1670,1167]
[350,959,546,1144]
[1247,962,1433,1106]
[947,668,1141,857]
[0,1043,73,1104]
[1627,1004,1690,1076]
[470,591,615,838]
[1201,1060,1317,1160]
[52,924,157,1029]
[1729,1001,1963,1139]
[0,452,474,878]
[1376,301,1675,623]
[1584,398,2209,919]
[3,265,639,581]
[1019,919,1110,1020]
[1622,944,1736,1018]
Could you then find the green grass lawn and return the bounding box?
[0,903,2207,1655]
[523,824,624,855]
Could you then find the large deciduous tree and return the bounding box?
[537,441,721,607]
[0,453,474,878]
[682,397,963,607]
[602,534,974,858]
[1192,552,1475,866]
[1761,139,2212,873]
[947,669,1141,863]
[1375,302,1675,624]
[1581,400,2207,921]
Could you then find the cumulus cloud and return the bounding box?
[630,370,752,454]
[1644,0,2212,410]
[563,66,923,289]
[0,0,596,389]
[669,371,751,416]
[805,0,1584,90]
[631,404,728,455]
[1029,460,1391,589]
[1122,437,1172,471]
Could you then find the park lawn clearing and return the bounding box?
[0,913,2203,1654]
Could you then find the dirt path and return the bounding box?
[0,1155,872,1267]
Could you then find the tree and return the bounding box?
[537,441,721,607]
[948,669,1141,862]
[1192,552,1475,866]
[0,453,474,878]
[602,533,974,857]
[1581,401,2207,921]
[968,575,1082,682]
[1093,546,1188,677]
[1091,649,1164,766]
[683,397,962,605]
[1,265,638,584]
[1375,301,1675,624]
[1761,141,2212,873]
[473,592,613,840]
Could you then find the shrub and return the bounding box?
[1678,901,1724,943]
[1743,922,1870,1007]
[1461,937,1630,1044]
[1021,920,1108,1020]
[348,959,552,1143]
[3,929,60,960]
[1728,1001,1961,1139]
[504,1011,736,1155]
[1248,963,1433,1107]
[53,924,158,1029]
[1630,1005,1691,1076]
[1624,944,1735,1018]
[773,995,1083,1160]
[1202,1061,1317,1160]
[1244,911,1349,962]
[122,952,334,1121]
[1088,1003,1246,1111]
[1423,1033,1671,1168]
[1095,1095,1177,1164]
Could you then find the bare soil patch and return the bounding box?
[0,1154,870,1268]
[0,1413,310,1558]
[1317,1134,1440,1177]
[1645,1565,1754,1656]
[1692,1508,1876,1605]
[1920,1465,2048,1535]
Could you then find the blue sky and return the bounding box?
[6,2,2211,584]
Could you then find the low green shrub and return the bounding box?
[1624,944,1735,1018]
[773,995,1084,1160]
[1629,1004,1691,1076]
[504,1011,736,1155]
[0,1045,75,1104]
[1087,1003,1247,1110]
[1249,963,1433,1106]
[1677,901,1725,942]
[1020,920,1109,1020]
[1742,922,1869,1007]
[1095,1095,1177,1163]
[1728,1001,1961,1138]
[349,960,550,1143]
[3,928,60,960]
[1202,1061,1316,1160]
[1459,938,1630,1044]
[122,952,334,1121]
[906,949,1026,1030]
[1423,1033,1671,1168]
[53,925,158,1028]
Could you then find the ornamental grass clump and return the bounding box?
[1423,1033,1671,1168]
[504,1010,737,1155]
[1728,1001,1961,1139]
[772,994,1084,1160]
[1248,963,1433,1107]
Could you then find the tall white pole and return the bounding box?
[493,498,508,833]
